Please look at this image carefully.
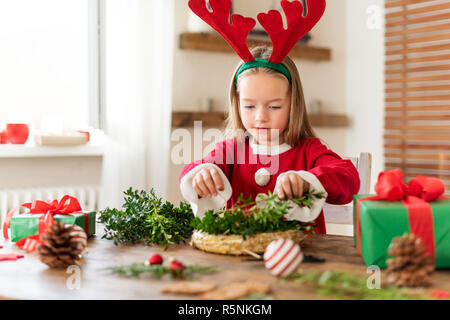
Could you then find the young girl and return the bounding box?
[179,46,360,234]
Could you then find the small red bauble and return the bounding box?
[169,260,184,277]
[148,253,163,265]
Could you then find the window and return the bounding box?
[0,0,103,132]
[384,0,450,194]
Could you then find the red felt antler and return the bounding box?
[258,0,326,63]
[188,0,256,62]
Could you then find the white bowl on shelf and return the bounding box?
[34,133,88,146]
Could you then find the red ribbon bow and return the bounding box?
[356,169,446,263]
[374,169,444,202]
[2,195,89,252]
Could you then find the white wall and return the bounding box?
[298,0,349,156]
[346,0,385,193]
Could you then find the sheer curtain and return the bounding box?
[140,0,175,200]
[99,0,174,209]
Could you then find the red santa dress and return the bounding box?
[179,136,360,234]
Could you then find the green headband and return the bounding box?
[235,58,291,85]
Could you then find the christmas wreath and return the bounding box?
[190,192,324,255]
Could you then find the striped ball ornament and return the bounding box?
[264,239,303,277]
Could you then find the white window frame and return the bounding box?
[88,0,106,130]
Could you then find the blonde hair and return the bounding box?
[225,46,316,146]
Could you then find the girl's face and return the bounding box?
[238,72,291,146]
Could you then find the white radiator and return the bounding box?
[0,186,99,226]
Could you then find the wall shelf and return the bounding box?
[308,113,350,127]
[172,111,227,128]
[0,144,104,158]
[172,111,349,128]
[179,32,331,61]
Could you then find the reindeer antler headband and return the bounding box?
[188,0,326,84]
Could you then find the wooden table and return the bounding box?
[0,224,449,300]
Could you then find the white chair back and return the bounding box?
[346,152,372,195]
[324,152,372,235]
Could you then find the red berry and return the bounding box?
[169,260,184,277]
[148,253,163,265]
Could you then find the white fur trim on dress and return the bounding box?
[249,136,292,156]
[274,170,328,223]
[180,163,232,218]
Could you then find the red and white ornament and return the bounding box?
[264,239,303,277]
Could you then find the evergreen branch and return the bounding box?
[105,263,219,279]
[191,191,325,238]
[283,270,433,300]
[240,292,275,300]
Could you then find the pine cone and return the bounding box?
[385,233,434,287]
[37,221,88,268]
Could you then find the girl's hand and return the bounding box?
[276,173,310,200]
[192,167,225,198]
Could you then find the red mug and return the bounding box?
[0,130,7,144]
[6,124,29,144]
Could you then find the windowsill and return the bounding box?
[0,143,104,158]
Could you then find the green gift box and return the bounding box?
[9,212,96,243]
[353,194,450,269]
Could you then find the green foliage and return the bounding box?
[98,188,194,246]
[284,270,432,300]
[99,188,325,245]
[240,293,275,300]
[191,191,325,239]
[105,263,218,279]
